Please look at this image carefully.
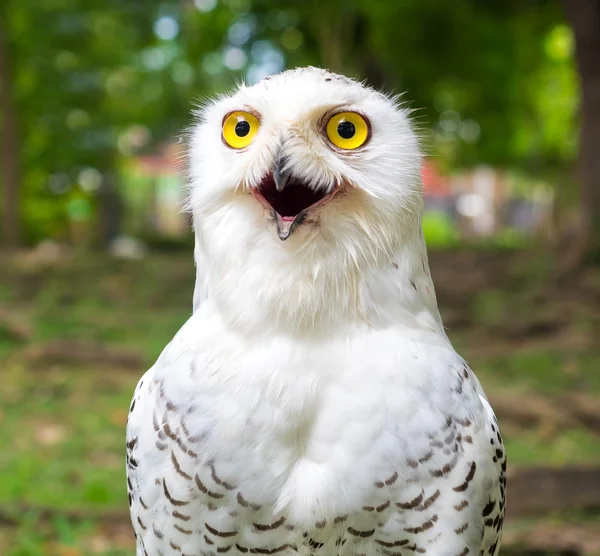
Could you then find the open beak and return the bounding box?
[252,157,338,240]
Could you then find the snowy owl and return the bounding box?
[126,67,506,556]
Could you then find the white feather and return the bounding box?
[127,67,505,556]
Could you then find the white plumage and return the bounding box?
[126,67,505,556]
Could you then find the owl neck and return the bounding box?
[192,227,446,341]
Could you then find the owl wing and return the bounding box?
[444,365,506,556]
[475,394,506,556]
[446,367,506,556]
[126,346,212,556]
[126,368,171,556]
[378,361,506,556]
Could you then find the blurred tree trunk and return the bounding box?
[562,0,600,269]
[310,0,389,89]
[352,13,388,90]
[97,171,122,247]
[0,13,22,249]
[312,0,352,74]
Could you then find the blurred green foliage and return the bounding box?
[0,0,578,243]
[421,212,460,248]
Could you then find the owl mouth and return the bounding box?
[253,172,336,240]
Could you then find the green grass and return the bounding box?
[0,255,192,554]
[422,211,460,247]
[1,250,599,553]
[0,365,133,509]
[421,210,530,250]
[503,428,600,466]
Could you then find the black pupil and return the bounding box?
[235,120,251,137]
[337,120,356,139]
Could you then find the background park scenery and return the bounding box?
[1,0,600,554]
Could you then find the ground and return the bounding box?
[0,247,599,555]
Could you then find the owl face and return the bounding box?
[188,66,422,250]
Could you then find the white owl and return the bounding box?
[126,67,506,556]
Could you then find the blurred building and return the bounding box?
[422,158,553,239]
[421,159,457,214]
[123,142,189,238]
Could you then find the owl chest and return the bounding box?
[171,340,461,523]
[139,330,489,556]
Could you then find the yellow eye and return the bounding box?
[222,111,260,149]
[325,111,370,150]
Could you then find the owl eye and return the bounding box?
[325,111,370,150]
[222,111,260,149]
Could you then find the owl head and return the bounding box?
[188,67,434,333]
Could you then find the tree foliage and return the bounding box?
[0,0,580,245]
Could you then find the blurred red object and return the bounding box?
[135,142,184,176]
[421,159,451,197]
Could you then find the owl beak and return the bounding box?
[274,212,305,241]
[252,153,339,241]
[272,152,290,192]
